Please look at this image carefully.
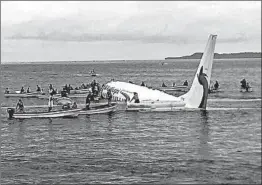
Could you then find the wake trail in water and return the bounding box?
[209,98,261,102]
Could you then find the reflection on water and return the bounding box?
[107,112,115,131]
[199,110,211,160]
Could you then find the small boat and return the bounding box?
[6,103,117,119]
[7,108,79,119]
[240,87,253,93]
[77,103,117,115]
[4,91,45,98]
[208,88,222,94]
[158,85,189,92]
[70,89,90,94]
[90,70,97,76]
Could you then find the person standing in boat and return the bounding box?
[20,86,25,94]
[130,92,140,103]
[72,102,77,109]
[27,86,31,93]
[48,84,54,94]
[214,80,219,90]
[172,82,176,87]
[5,88,10,94]
[85,91,92,110]
[107,89,113,106]
[16,99,24,113]
[183,80,188,86]
[246,83,251,91]
[36,85,41,92]
[48,93,54,112]
[162,82,167,87]
[240,78,247,89]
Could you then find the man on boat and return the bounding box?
[27,86,31,93]
[86,91,92,110]
[214,80,219,90]
[72,102,77,109]
[162,82,167,87]
[16,99,24,113]
[183,80,188,86]
[49,84,54,94]
[246,83,251,92]
[240,78,247,89]
[20,87,25,94]
[141,81,146,86]
[36,85,41,92]
[5,88,10,94]
[172,82,176,87]
[48,93,54,112]
[130,92,140,103]
[107,89,113,106]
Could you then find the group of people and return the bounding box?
[240,78,251,91]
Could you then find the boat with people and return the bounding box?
[240,87,253,93]
[6,103,117,119]
[240,79,253,93]
[100,34,218,111]
[158,85,189,93]
[90,69,97,76]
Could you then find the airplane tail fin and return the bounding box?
[180,34,217,109]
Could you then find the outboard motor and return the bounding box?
[7,108,15,119]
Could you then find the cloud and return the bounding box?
[1,1,261,62]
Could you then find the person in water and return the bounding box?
[36,85,41,92]
[141,81,145,86]
[16,99,24,113]
[26,86,31,93]
[240,78,247,89]
[48,93,54,112]
[20,87,25,94]
[107,89,113,106]
[214,80,219,90]
[162,82,167,87]
[183,80,188,86]
[130,92,140,103]
[85,91,92,109]
[5,88,10,94]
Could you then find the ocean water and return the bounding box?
[1,58,261,184]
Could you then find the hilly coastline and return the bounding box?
[165,52,261,59]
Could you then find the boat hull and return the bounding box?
[155,86,189,92]
[4,92,45,98]
[78,103,117,115]
[240,88,253,92]
[7,103,117,119]
[9,110,79,119]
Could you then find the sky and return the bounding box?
[1,1,261,62]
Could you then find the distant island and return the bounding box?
[165,52,261,60]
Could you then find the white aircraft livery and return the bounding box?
[101,34,217,111]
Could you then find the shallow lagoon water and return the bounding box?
[1,58,261,184]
